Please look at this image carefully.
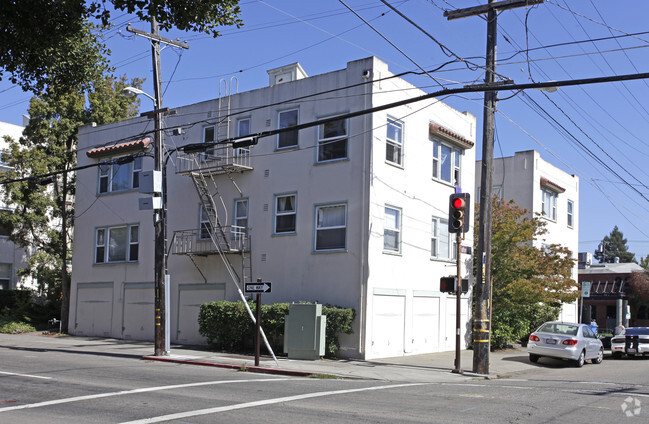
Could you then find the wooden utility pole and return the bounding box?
[127,20,188,357]
[445,0,544,375]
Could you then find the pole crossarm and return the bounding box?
[444,0,544,20]
[126,24,189,49]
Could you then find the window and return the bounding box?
[236,118,251,157]
[541,189,557,221]
[432,139,462,186]
[277,109,298,149]
[234,199,248,238]
[0,263,10,290]
[203,125,216,158]
[384,206,401,253]
[386,118,403,166]
[199,206,215,240]
[275,194,296,234]
[317,117,348,162]
[315,204,346,251]
[567,200,574,228]
[95,224,139,264]
[431,216,451,260]
[98,156,142,194]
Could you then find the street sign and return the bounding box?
[245,282,272,293]
[581,281,591,298]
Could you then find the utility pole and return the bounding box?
[445,0,544,375]
[127,20,189,357]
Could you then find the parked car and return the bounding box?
[611,327,649,358]
[527,321,604,367]
[597,328,613,349]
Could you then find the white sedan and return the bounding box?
[611,327,649,358]
[527,321,604,367]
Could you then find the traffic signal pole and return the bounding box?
[452,231,463,374]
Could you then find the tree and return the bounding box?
[0,75,142,332]
[0,1,243,93]
[474,197,578,349]
[594,226,636,263]
[640,255,649,270]
[626,271,649,326]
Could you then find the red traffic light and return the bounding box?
[448,193,470,233]
[451,197,465,210]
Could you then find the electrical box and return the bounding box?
[283,304,326,360]
[139,170,162,194]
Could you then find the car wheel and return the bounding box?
[576,350,585,367]
[592,348,603,364]
[529,354,540,363]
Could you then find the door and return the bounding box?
[122,283,154,341]
[370,294,406,357]
[75,282,114,337]
[176,284,225,344]
[412,296,440,353]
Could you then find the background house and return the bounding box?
[475,150,579,322]
[70,57,476,359]
[0,120,37,291]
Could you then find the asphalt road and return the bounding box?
[1,341,648,423]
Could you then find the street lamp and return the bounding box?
[121,86,156,102]
[121,86,169,356]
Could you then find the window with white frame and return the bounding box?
[431,216,451,260]
[567,199,574,228]
[386,118,403,166]
[275,194,296,234]
[315,203,346,251]
[384,206,401,253]
[277,109,298,149]
[199,205,215,240]
[234,199,248,238]
[98,156,142,194]
[236,118,251,156]
[541,188,557,221]
[0,263,11,290]
[432,139,462,186]
[317,117,348,162]
[95,224,139,264]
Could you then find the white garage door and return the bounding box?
[176,283,225,344]
[444,296,468,351]
[74,282,114,337]
[122,283,154,341]
[370,294,405,357]
[412,296,440,353]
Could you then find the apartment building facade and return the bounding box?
[70,57,477,359]
[475,150,579,322]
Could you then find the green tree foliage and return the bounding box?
[0,1,242,93]
[594,226,636,263]
[0,75,142,332]
[640,255,649,270]
[626,271,649,326]
[475,197,578,349]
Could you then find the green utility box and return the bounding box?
[283,303,326,360]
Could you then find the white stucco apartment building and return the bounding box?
[70,57,477,359]
[475,150,579,322]
[0,120,37,291]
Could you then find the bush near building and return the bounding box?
[198,301,355,357]
[0,289,60,333]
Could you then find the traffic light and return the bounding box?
[440,277,469,293]
[232,136,258,148]
[448,193,470,233]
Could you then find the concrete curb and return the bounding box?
[141,355,325,378]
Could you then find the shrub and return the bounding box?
[198,301,355,357]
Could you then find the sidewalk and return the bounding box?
[1,332,538,382]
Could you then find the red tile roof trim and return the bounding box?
[86,137,152,158]
[429,123,474,149]
[540,177,566,193]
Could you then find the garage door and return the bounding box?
[412,295,440,353]
[122,283,154,341]
[444,296,468,351]
[370,293,405,357]
[74,282,114,337]
[176,283,225,344]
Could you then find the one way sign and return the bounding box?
[245,282,272,293]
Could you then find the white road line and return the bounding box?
[119,383,430,424]
[0,378,288,412]
[0,371,52,380]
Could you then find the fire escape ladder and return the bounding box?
[190,171,231,251]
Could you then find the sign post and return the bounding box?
[245,279,272,366]
[579,282,591,323]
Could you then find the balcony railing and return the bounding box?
[171,226,249,256]
[175,145,252,175]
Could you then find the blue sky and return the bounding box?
[1,0,648,261]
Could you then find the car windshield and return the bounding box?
[624,327,649,336]
[537,323,579,336]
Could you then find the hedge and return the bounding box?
[198,301,355,357]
